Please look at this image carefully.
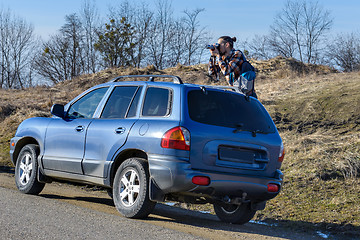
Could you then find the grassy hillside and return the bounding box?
[255,71,360,237]
[0,59,359,238]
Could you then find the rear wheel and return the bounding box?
[213,202,256,224]
[113,158,156,218]
[15,144,45,195]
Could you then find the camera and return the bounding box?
[206,43,220,51]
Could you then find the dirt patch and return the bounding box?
[0,105,17,120]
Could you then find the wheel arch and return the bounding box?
[12,137,40,166]
[108,149,148,187]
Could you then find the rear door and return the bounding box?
[82,85,142,177]
[184,88,282,177]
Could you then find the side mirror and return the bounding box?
[51,104,65,118]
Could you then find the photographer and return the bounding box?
[208,36,257,98]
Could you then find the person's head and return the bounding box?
[217,36,236,56]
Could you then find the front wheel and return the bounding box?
[15,144,45,195]
[213,202,256,224]
[113,158,156,218]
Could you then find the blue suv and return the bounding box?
[10,75,284,224]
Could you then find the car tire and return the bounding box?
[113,157,156,218]
[15,144,45,195]
[213,202,256,224]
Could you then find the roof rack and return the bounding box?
[109,75,183,84]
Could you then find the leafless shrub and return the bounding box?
[336,152,360,179]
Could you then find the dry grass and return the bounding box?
[253,70,360,237]
[0,58,359,237]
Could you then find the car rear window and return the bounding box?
[187,89,275,133]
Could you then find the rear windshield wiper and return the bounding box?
[233,123,244,133]
[251,130,267,137]
[233,124,266,137]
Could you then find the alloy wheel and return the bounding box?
[18,153,33,186]
[119,169,140,207]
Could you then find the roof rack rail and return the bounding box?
[109,75,183,84]
[211,85,241,93]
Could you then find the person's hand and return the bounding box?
[210,48,219,57]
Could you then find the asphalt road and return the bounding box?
[0,170,322,240]
[0,186,204,240]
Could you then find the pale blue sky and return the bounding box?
[0,0,359,42]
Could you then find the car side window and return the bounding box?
[142,87,171,117]
[67,87,108,119]
[101,86,138,119]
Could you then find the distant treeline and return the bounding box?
[0,0,359,88]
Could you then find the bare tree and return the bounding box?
[268,30,296,58]
[34,35,71,84]
[34,14,85,83]
[80,0,101,73]
[61,14,84,77]
[269,0,332,63]
[270,0,302,60]
[0,8,36,88]
[146,0,211,69]
[242,35,275,60]
[182,8,207,65]
[147,0,175,69]
[167,19,186,66]
[132,3,154,68]
[0,9,14,88]
[302,1,332,63]
[326,32,360,72]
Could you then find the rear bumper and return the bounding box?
[148,154,283,201]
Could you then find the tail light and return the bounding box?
[278,142,285,162]
[267,183,280,192]
[161,126,190,151]
[192,176,210,186]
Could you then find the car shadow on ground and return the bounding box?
[37,192,360,240]
[151,204,359,240]
[40,193,115,207]
[151,204,315,240]
[0,166,14,174]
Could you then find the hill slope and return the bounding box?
[255,70,360,237]
[0,58,359,238]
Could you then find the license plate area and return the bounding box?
[217,145,268,170]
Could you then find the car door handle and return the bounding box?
[115,127,126,134]
[75,126,84,132]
